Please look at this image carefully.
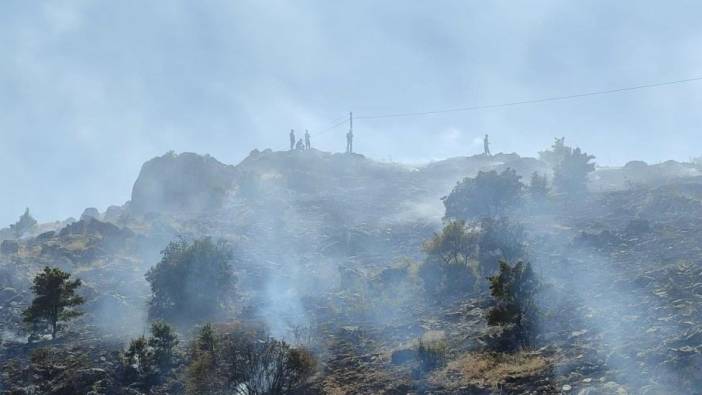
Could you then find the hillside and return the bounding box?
[2,149,702,394]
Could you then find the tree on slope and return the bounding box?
[539,137,595,196]
[553,146,595,196]
[420,220,479,296]
[146,237,236,325]
[23,266,84,339]
[487,260,540,351]
[443,168,523,221]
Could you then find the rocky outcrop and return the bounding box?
[80,208,101,221]
[130,152,236,215]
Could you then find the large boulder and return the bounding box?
[80,207,100,221]
[130,152,236,215]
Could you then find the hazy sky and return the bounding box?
[2,1,702,224]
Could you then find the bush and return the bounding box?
[146,237,236,324]
[420,218,528,295]
[420,221,478,296]
[443,168,523,221]
[477,218,527,277]
[487,261,540,351]
[538,137,568,166]
[540,137,595,197]
[122,321,179,389]
[185,324,316,395]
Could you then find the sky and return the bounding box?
[2,0,702,224]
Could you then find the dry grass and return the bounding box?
[430,351,549,390]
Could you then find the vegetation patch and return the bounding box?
[430,351,550,390]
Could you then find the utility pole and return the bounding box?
[346,111,354,154]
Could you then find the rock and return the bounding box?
[0,239,19,254]
[624,160,648,170]
[58,217,133,240]
[102,205,125,223]
[625,218,651,235]
[35,231,56,242]
[80,208,101,221]
[130,151,236,214]
[391,348,418,365]
[0,287,18,302]
[602,381,628,395]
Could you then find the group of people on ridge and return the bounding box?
[288,128,355,153]
[289,129,312,151]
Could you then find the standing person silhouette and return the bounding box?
[483,134,491,156]
[304,129,311,150]
[289,129,296,151]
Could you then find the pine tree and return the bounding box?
[23,267,84,339]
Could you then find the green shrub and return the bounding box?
[146,237,236,325]
[540,137,595,197]
[487,261,540,351]
[443,168,523,220]
[420,221,478,296]
[122,321,179,389]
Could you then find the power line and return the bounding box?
[317,116,349,135]
[354,76,702,120]
[310,75,702,137]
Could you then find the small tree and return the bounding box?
[487,261,539,351]
[443,168,523,221]
[149,321,179,371]
[123,321,179,389]
[124,336,155,385]
[538,137,568,166]
[419,221,478,296]
[477,217,527,277]
[23,267,84,339]
[553,147,595,196]
[186,324,219,395]
[218,334,316,394]
[540,137,595,196]
[185,324,316,395]
[10,208,38,238]
[527,172,549,199]
[146,237,236,324]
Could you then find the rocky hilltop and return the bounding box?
[128,149,700,219]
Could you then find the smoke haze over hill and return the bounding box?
[3,1,702,224]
